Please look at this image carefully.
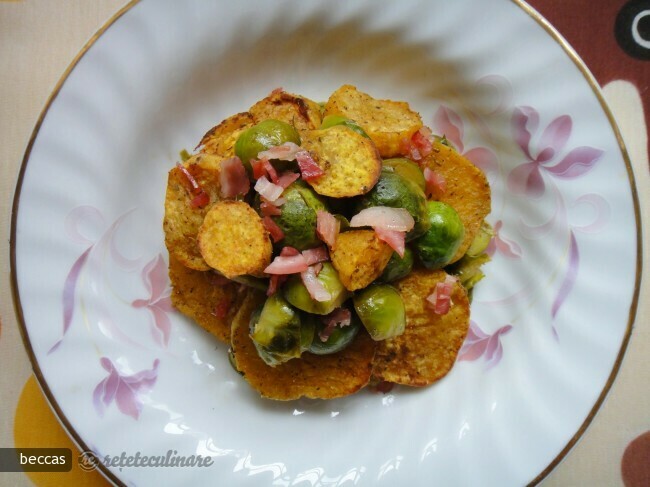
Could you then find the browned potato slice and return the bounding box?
[324,85,423,158]
[330,230,393,291]
[300,125,382,197]
[198,201,272,279]
[249,90,322,132]
[168,256,242,343]
[372,269,470,386]
[422,142,491,263]
[231,291,376,400]
[198,112,254,158]
[163,154,223,271]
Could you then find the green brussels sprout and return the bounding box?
[271,180,328,250]
[308,310,361,355]
[380,247,414,282]
[284,263,350,315]
[353,283,406,341]
[300,315,316,352]
[355,171,430,241]
[334,214,350,231]
[382,158,426,191]
[465,221,493,257]
[447,252,490,292]
[249,294,303,366]
[413,201,465,269]
[235,119,301,170]
[320,115,370,138]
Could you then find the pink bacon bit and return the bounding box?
[424,167,447,199]
[264,252,308,275]
[254,176,284,202]
[277,171,300,189]
[426,275,458,315]
[260,201,283,217]
[296,151,325,180]
[316,210,340,248]
[262,216,285,243]
[374,227,406,257]
[280,246,301,257]
[267,274,288,296]
[262,159,279,184]
[301,266,332,302]
[251,159,267,180]
[319,308,352,342]
[412,128,433,158]
[302,246,329,266]
[350,207,413,257]
[220,157,250,199]
[176,162,210,208]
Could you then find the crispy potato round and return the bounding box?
[330,230,393,291]
[198,112,254,158]
[324,85,423,158]
[163,154,223,271]
[249,90,322,132]
[198,201,272,279]
[300,125,382,197]
[231,291,377,400]
[371,269,470,386]
[421,142,491,263]
[168,256,242,343]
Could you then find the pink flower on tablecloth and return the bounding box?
[486,220,522,259]
[92,357,159,420]
[458,321,512,369]
[432,106,499,175]
[508,106,603,198]
[132,254,173,347]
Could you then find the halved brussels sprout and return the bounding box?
[249,294,303,366]
[380,247,414,283]
[465,220,493,258]
[447,252,490,292]
[284,263,350,315]
[235,119,300,170]
[270,180,328,250]
[355,170,430,241]
[353,283,406,341]
[320,115,370,138]
[413,201,464,269]
[382,158,426,191]
[308,311,361,355]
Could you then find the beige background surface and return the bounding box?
[0,1,647,486]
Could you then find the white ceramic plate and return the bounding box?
[12,1,641,485]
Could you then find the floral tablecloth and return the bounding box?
[0,1,648,485]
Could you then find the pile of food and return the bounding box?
[163,85,491,400]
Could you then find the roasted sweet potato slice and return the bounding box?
[330,230,393,291]
[163,154,223,271]
[324,85,423,158]
[168,256,242,343]
[371,269,470,386]
[249,90,322,132]
[198,112,254,158]
[421,142,491,263]
[231,291,376,400]
[198,201,272,279]
[300,125,382,198]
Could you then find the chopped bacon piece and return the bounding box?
[316,210,340,248]
[296,151,325,180]
[426,275,458,315]
[190,190,210,209]
[267,274,288,296]
[262,216,285,243]
[260,201,283,217]
[250,159,267,180]
[280,246,301,257]
[302,246,329,266]
[374,227,406,257]
[424,167,447,199]
[350,207,414,232]
[176,162,210,208]
[257,142,302,162]
[412,128,433,158]
[220,157,250,199]
[264,253,308,275]
[176,162,201,193]
[300,266,332,302]
[319,308,352,342]
[277,171,300,189]
[254,176,284,202]
[262,159,279,184]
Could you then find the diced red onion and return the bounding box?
[350,207,414,232]
[254,176,284,202]
[426,275,458,315]
[316,210,340,248]
[176,162,201,193]
[296,151,325,180]
[280,246,301,257]
[264,254,308,274]
[300,266,332,302]
[277,171,300,189]
[374,227,406,257]
[302,246,329,266]
[257,142,302,162]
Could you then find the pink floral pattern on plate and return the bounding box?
[458,322,512,369]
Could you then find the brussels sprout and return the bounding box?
[334,214,350,231]
[284,263,350,315]
[353,284,406,341]
[413,201,465,269]
[465,221,493,257]
[355,171,430,240]
[300,315,316,352]
[320,115,370,138]
[308,311,361,355]
[447,252,490,292]
[235,119,300,170]
[271,180,328,250]
[380,247,414,282]
[382,158,426,191]
[249,294,303,366]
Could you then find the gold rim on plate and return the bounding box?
[9,1,642,485]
